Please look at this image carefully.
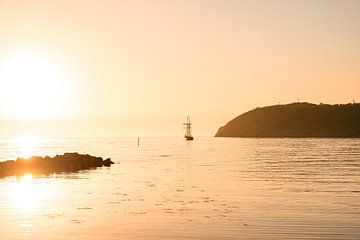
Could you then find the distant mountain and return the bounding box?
[215,103,360,138]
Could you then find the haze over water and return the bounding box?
[1,1,360,137]
[0,1,360,239]
[0,137,359,239]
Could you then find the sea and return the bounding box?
[0,137,359,240]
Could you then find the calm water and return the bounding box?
[0,137,359,239]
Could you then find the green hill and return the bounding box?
[215,103,360,138]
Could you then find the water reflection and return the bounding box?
[0,137,359,240]
[10,174,46,211]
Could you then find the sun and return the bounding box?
[0,52,67,119]
[17,136,38,158]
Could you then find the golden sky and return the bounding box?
[0,0,359,136]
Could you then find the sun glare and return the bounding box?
[0,52,67,119]
[16,137,38,158]
[9,174,46,212]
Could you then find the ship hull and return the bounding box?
[185,136,194,141]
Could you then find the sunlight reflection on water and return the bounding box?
[0,137,359,240]
[9,174,46,212]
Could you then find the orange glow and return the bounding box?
[0,1,359,137]
[0,52,68,119]
[16,137,38,158]
[10,174,46,212]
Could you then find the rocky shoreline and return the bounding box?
[0,152,114,178]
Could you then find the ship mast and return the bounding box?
[183,116,193,140]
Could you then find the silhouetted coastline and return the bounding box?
[0,152,114,178]
[216,102,360,138]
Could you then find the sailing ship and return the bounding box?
[183,116,194,140]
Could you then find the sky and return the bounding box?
[0,0,359,137]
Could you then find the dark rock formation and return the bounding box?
[215,103,360,138]
[0,152,114,178]
[103,158,114,167]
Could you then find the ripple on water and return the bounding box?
[0,137,359,240]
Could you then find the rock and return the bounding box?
[0,152,113,178]
[103,158,114,167]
